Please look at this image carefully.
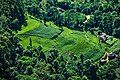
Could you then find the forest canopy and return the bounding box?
[0,0,120,80]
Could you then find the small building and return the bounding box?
[108,52,116,60]
[98,32,108,43]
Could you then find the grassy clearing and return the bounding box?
[21,24,61,38]
[17,16,106,61]
[55,28,106,60]
[57,0,64,2]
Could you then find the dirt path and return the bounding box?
[83,15,90,23]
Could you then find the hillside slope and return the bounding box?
[17,15,106,60]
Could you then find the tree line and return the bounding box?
[0,0,120,80]
[23,0,120,38]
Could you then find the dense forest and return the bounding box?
[0,0,120,80]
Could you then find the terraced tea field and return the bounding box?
[17,15,107,61]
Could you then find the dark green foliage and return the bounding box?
[68,76,81,80]
[0,0,120,80]
[80,54,84,63]
[22,0,120,38]
[39,51,46,61]
[113,28,120,38]
[82,75,89,80]
[58,1,71,10]
[97,63,117,80]
[25,66,33,75]
[49,74,65,80]
[23,50,32,57]
[29,38,32,46]
[0,0,25,32]
[47,49,59,64]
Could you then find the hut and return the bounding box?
[98,32,108,43]
[108,52,116,60]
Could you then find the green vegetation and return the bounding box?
[17,16,106,61]
[0,0,120,80]
[109,38,120,52]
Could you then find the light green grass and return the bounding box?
[17,16,106,61]
[20,25,61,38]
[55,28,106,60]
[57,0,64,2]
